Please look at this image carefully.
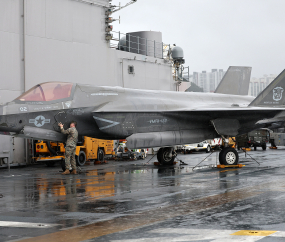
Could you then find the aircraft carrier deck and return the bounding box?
[1,147,285,242]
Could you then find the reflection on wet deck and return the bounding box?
[36,171,116,202]
[1,148,285,241]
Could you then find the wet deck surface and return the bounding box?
[1,147,285,241]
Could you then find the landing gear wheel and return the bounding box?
[130,153,137,160]
[157,148,163,158]
[157,147,175,166]
[97,149,104,162]
[76,151,86,166]
[219,147,239,165]
[45,161,55,167]
[206,145,211,153]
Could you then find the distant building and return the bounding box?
[179,69,225,92]
[191,69,226,92]
[248,74,277,96]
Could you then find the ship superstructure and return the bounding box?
[0,0,187,166]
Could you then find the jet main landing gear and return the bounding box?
[219,147,239,165]
[157,147,176,166]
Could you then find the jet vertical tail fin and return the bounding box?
[249,69,285,107]
[214,66,252,95]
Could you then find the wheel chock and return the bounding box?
[217,164,245,168]
[154,161,178,166]
[242,148,251,151]
[269,147,277,149]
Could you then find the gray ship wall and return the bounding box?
[0,0,25,166]
[0,0,175,165]
[22,0,173,91]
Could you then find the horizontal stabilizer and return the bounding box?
[249,69,285,106]
[214,66,252,95]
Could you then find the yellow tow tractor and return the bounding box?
[35,136,114,170]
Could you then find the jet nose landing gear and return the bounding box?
[219,147,239,165]
[157,147,176,166]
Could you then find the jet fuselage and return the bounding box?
[0,82,282,148]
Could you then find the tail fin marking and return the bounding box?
[249,69,285,106]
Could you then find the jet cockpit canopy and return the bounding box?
[15,82,74,103]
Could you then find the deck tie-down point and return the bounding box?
[242,148,260,165]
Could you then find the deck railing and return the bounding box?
[110,31,170,59]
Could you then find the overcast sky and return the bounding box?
[112,0,285,78]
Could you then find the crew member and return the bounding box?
[58,121,78,175]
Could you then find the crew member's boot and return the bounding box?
[62,169,70,175]
[70,170,77,175]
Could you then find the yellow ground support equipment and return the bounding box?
[35,137,114,169]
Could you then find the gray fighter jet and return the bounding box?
[0,70,285,166]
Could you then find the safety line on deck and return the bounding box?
[0,221,58,228]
